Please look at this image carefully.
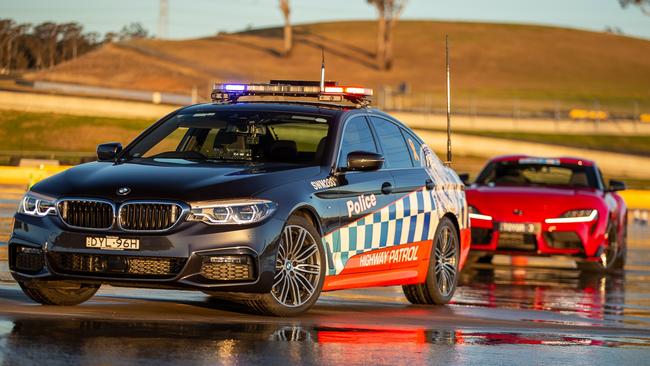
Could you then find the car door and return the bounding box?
[321,115,397,276]
[369,116,438,246]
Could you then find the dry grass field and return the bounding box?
[25,21,650,113]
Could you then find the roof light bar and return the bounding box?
[211,81,373,107]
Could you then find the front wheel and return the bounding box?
[403,217,460,305]
[246,215,325,316]
[18,281,99,306]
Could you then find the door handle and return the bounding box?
[381,182,393,195]
[425,179,435,190]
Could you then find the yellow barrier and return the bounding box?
[569,109,609,121]
[641,114,650,123]
[620,189,650,210]
[0,165,71,186]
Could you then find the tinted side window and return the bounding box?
[337,117,378,168]
[370,117,413,169]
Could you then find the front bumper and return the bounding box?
[8,213,284,293]
[469,217,605,258]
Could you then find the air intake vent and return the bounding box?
[58,200,114,229]
[49,253,186,278]
[119,202,182,231]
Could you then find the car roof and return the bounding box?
[178,102,347,119]
[490,154,596,167]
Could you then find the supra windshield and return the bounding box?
[476,161,598,188]
[126,111,331,165]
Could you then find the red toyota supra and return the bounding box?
[461,155,627,272]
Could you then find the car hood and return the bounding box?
[466,185,603,221]
[32,159,322,202]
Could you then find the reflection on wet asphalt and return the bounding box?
[0,185,650,364]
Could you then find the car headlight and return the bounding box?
[468,205,492,221]
[545,209,598,224]
[17,192,57,217]
[187,199,277,225]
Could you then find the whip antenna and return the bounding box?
[445,35,452,166]
[320,48,326,92]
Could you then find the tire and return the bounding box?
[18,281,99,306]
[402,217,460,305]
[245,215,325,316]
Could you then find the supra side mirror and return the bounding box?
[346,151,384,171]
[458,173,470,185]
[97,142,123,161]
[608,179,626,192]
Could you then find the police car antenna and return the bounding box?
[445,35,452,167]
[320,48,326,92]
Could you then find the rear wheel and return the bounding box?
[245,215,325,316]
[18,281,99,306]
[403,217,460,305]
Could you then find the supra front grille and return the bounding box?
[201,256,254,281]
[471,227,493,245]
[544,232,584,250]
[497,232,537,251]
[49,253,186,278]
[58,200,114,229]
[119,202,182,231]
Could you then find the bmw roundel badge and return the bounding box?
[117,187,131,196]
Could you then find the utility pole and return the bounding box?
[158,0,169,39]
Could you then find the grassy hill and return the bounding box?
[25,21,650,114]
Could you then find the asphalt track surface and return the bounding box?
[0,187,649,365]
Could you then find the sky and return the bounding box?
[1,0,649,40]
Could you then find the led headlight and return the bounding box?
[187,199,277,225]
[468,205,493,221]
[17,192,57,217]
[545,209,597,224]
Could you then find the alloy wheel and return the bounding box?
[434,226,457,297]
[271,225,322,307]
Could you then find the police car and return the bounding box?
[9,81,470,316]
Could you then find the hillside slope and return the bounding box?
[26,21,650,111]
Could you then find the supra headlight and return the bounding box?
[545,209,597,224]
[187,199,277,225]
[468,205,492,221]
[17,192,57,217]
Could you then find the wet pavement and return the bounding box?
[0,185,649,365]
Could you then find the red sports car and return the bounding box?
[462,155,627,272]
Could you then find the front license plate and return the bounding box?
[85,236,140,250]
[499,222,538,234]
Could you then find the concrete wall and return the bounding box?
[0,91,178,119]
[419,130,650,180]
[392,112,650,136]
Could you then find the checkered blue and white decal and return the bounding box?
[323,144,467,276]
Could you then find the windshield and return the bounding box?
[476,161,598,188]
[125,110,331,165]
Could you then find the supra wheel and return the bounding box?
[403,217,460,305]
[245,215,325,316]
[18,281,99,306]
[578,225,624,273]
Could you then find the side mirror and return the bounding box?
[458,173,470,185]
[97,142,122,161]
[346,151,384,171]
[607,179,626,192]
